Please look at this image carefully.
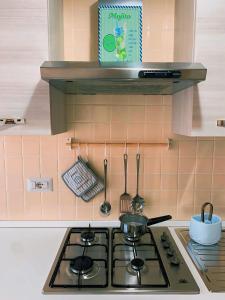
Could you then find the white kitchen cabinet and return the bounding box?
[0,0,65,135]
[173,0,225,136]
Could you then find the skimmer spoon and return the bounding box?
[132,153,144,213]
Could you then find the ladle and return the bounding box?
[100,159,111,216]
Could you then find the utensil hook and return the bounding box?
[85,144,89,162]
[137,143,140,155]
[104,143,108,159]
[124,142,127,155]
[76,142,81,158]
[136,152,140,195]
[123,152,128,194]
[201,202,213,223]
[136,144,141,195]
[104,158,107,203]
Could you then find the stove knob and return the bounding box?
[167,248,174,257]
[170,256,180,266]
[161,232,168,242]
[179,278,188,284]
[162,241,170,249]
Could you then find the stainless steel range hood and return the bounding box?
[40,61,207,95]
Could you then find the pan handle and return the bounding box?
[147,215,172,226]
[201,202,213,223]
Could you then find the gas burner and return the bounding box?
[82,264,100,279]
[70,256,94,275]
[127,258,147,276]
[131,258,144,272]
[124,235,140,243]
[81,231,95,243]
[67,261,100,280]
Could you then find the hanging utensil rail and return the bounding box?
[66,138,173,150]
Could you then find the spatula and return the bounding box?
[120,154,132,213]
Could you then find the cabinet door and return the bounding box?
[173,0,225,136]
[192,0,225,136]
[0,0,51,135]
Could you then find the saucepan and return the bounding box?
[119,213,172,240]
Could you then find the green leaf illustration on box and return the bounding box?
[99,6,142,62]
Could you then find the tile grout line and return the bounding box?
[74,128,79,219]
[57,135,61,221]
[159,140,163,215]
[175,141,179,219]
[39,137,43,219]
[21,137,26,219]
[38,137,41,219]
[3,137,8,219]
[193,139,198,214]
[38,137,42,219]
[210,137,216,205]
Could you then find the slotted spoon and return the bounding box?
[132,153,144,213]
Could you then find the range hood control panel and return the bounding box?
[138,70,181,79]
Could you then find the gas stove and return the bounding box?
[43,227,199,294]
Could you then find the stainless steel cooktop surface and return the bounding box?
[176,228,225,292]
[43,227,199,294]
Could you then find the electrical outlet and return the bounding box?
[0,118,25,126]
[27,178,53,192]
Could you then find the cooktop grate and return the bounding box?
[111,228,169,288]
[49,227,109,288]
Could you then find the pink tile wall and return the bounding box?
[1,0,225,221]
[1,102,225,221]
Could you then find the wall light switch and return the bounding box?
[27,178,53,192]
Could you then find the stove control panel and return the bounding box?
[150,227,199,293]
[160,231,180,266]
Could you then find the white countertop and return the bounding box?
[0,221,225,300]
